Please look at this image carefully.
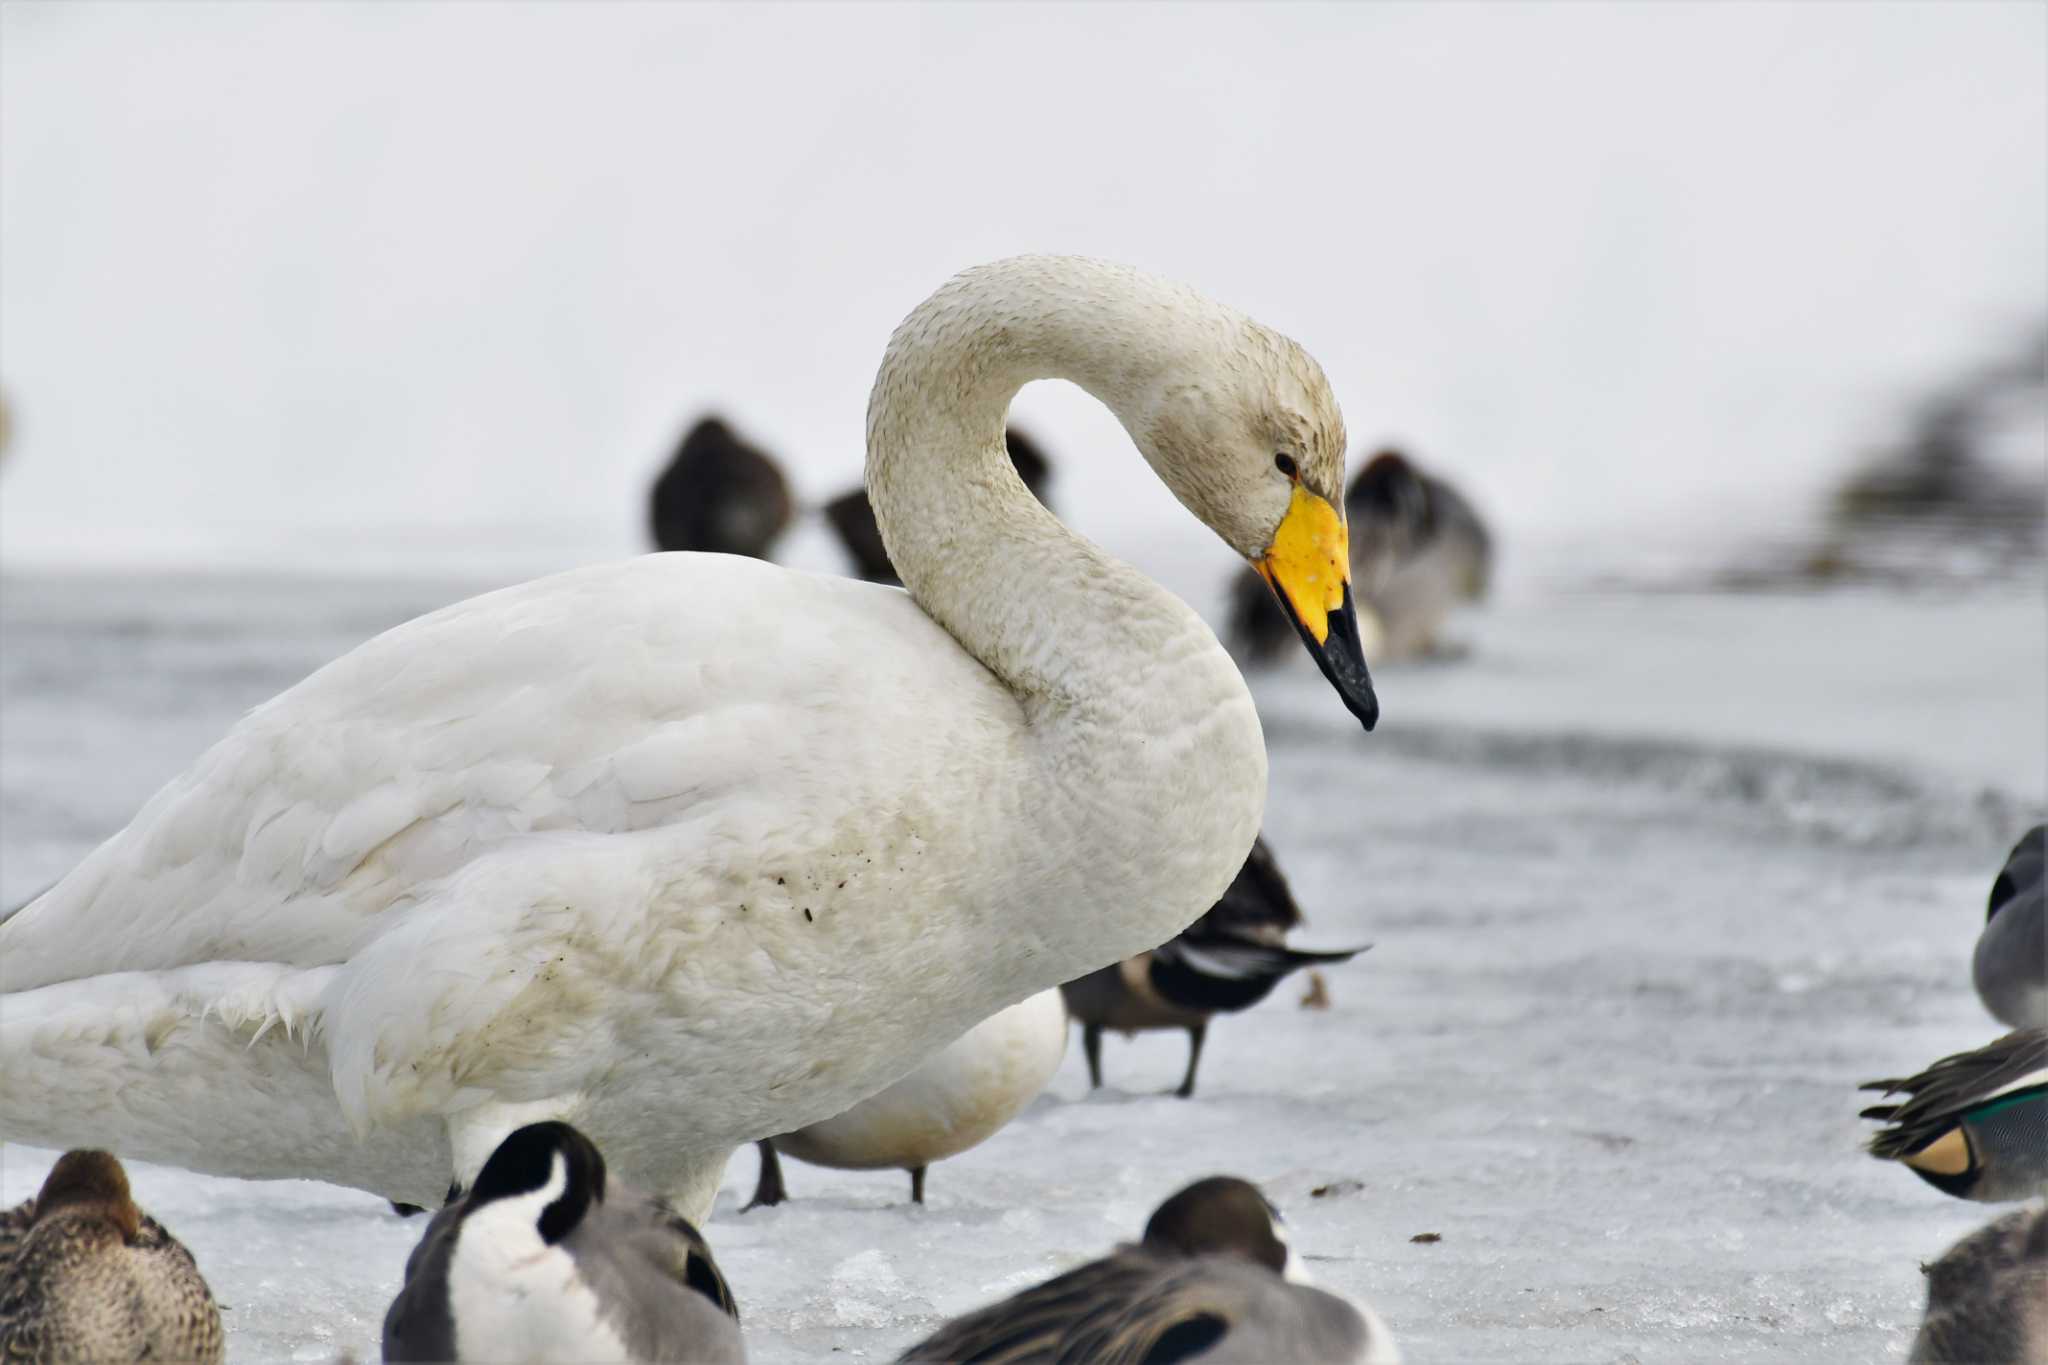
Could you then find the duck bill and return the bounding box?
[1256,486,1379,732]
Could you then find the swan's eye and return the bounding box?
[1274,454,1298,479]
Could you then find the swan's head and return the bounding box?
[1135,327,1378,730]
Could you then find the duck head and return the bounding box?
[1142,1175,1305,1282]
[33,1149,142,1242]
[466,1121,608,1245]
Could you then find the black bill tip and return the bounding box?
[1277,581,1378,732]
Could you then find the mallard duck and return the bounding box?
[647,415,794,558]
[0,256,1374,1222]
[897,1175,1396,1363]
[747,988,1067,1207]
[1061,836,1369,1097]
[384,1121,742,1363]
[0,1150,224,1364]
[1861,1029,2048,1202]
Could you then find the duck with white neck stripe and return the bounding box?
[384,1121,741,1364]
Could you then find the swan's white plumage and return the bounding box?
[775,988,1068,1173]
[0,256,1349,1219]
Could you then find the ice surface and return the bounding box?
[2,571,2043,1363]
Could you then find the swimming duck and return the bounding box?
[647,415,794,558]
[897,1175,1397,1363]
[747,988,1067,1208]
[826,426,1054,583]
[1861,1029,2048,1202]
[1230,447,1491,664]
[1907,1203,2048,1364]
[0,256,1375,1223]
[0,1150,225,1365]
[1062,836,1369,1097]
[385,1121,741,1363]
[1975,826,2045,1030]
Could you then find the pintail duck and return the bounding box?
[1061,836,1369,1097]
[897,1175,1397,1363]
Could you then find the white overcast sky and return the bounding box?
[1,2,2042,580]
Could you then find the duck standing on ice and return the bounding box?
[0,255,1376,1223]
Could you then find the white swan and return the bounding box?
[749,988,1068,1206]
[0,256,1375,1223]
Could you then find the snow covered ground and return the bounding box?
[2,570,2042,1362]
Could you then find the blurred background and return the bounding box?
[1,1,2041,588]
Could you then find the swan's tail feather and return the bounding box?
[0,964,449,1203]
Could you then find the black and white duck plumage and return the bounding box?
[1061,835,1369,1098]
[384,1121,742,1364]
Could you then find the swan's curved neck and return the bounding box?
[866,257,1229,720]
[864,258,1266,955]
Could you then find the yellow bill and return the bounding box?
[1255,485,1379,731]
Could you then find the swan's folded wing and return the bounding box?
[0,555,1004,991]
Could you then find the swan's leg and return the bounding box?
[744,1141,788,1211]
[909,1164,927,1205]
[1175,1023,1208,1099]
[445,1096,587,1190]
[1082,1023,1105,1088]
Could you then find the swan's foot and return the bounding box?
[744,1140,788,1211]
[909,1164,927,1205]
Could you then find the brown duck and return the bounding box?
[0,1150,224,1364]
